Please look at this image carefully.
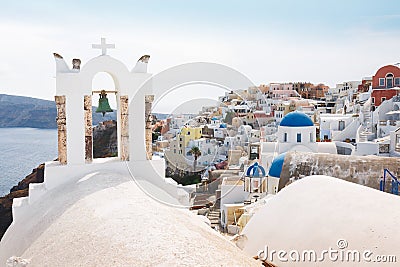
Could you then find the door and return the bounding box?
[387,77,393,88]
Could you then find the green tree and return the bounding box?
[188,146,202,172]
[152,125,162,142]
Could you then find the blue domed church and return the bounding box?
[278,111,318,153]
[260,111,337,186]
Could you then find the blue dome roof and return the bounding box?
[280,111,314,127]
[246,162,266,178]
[268,153,286,178]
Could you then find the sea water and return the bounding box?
[0,128,57,197]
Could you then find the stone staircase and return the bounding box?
[359,128,369,142]
[359,102,373,142]
[207,208,221,230]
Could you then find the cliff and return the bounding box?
[93,120,118,158]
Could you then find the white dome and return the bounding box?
[241,176,400,266]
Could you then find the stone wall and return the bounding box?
[55,96,67,164]
[84,95,93,162]
[279,151,400,192]
[120,95,129,161]
[145,95,154,160]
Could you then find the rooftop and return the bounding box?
[241,176,400,266]
[280,111,314,127]
[268,153,286,178]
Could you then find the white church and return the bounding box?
[261,110,337,174]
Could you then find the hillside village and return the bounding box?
[151,63,400,233]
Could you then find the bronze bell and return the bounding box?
[96,90,113,116]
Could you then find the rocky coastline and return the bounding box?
[0,164,45,240]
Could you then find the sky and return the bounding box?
[1,0,400,112]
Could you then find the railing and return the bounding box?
[380,169,399,195]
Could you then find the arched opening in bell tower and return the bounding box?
[89,72,118,160]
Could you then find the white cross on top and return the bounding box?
[92,38,115,56]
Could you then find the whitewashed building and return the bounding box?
[319,114,359,141]
[261,111,337,172]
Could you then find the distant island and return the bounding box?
[0,94,169,129]
[0,94,58,129]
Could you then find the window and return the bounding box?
[310,132,314,142]
[284,133,288,142]
[371,97,375,104]
[382,97,386,103]
[338,120,345,131]
[297,133,301,143]
[187,131,191,135]
[395,77,400,86]
[379,78,385,87]
[174,149,176,153]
